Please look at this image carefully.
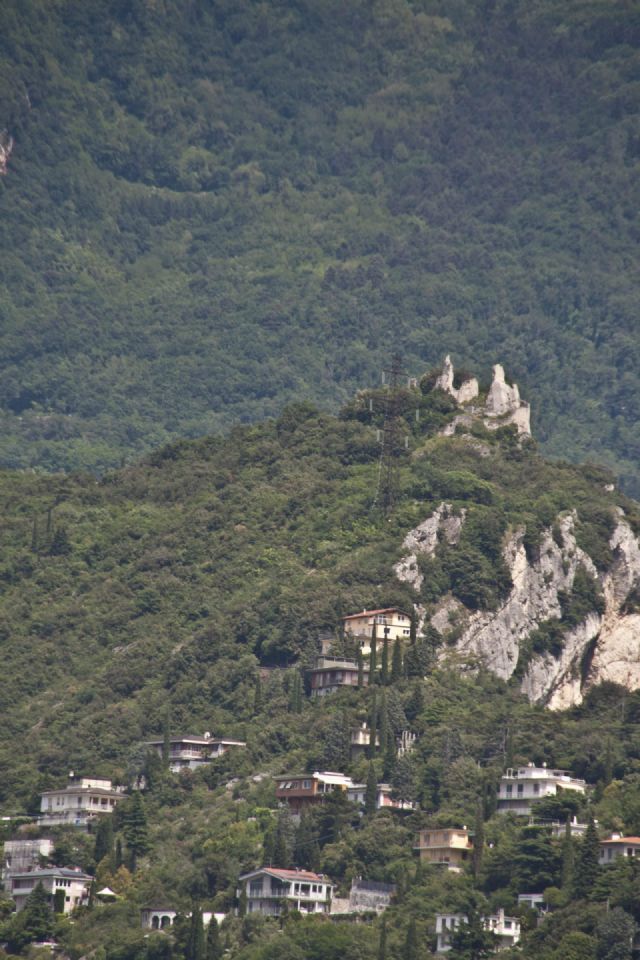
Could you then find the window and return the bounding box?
[517,784,524,795]
[533,784,539,794]
[302,780,311,790]
[506,785,512,796]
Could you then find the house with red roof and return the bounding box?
[599,835,640,865]
[237,867,334,916]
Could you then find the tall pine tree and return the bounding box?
[206,916,222,960]
[365,762,378,816]
[369,623,378,681]
[381,638,390,685]
[121,791,149,872]
[369,690,378,760]
[574,815,600,899]
[391,638,403,682]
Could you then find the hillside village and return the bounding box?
[2,601,640,959]
[2,361,640,959]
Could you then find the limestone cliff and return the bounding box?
[396,507,640,709]
[0,131,14,176]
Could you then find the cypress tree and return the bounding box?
[206,916,222,960]
[410,613,417,646]
[289,671,303,713]
[379,692,389,761]
[162,708,171,768]
[121,790,149,871]
[31,517,38,553]
[253,673,263,713]
[574,815,600,899]
[377,916,387,960]
[403,917,418,960]
[186,906,206,960]
[21,881,54,944]
[381,638,389,685]
[369,623,378,681]
[114,837,123,869]
[365,762,378,816]
[53,887,66,914]
[94,813,114,865]
[294,812,320,871]
[391,638,403,683]
[472,800,485,880]
[561,816,575,895]
[357,648,364,688]
[263,823,276,866]
[238,885,247,918]
[368,690,378,760]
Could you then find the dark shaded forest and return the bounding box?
[0,0,639,489]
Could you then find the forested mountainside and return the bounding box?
[1,0,639,490]
[3,383,640,959]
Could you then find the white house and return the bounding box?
[40,775,125,828]
[144,733,246,773]
[350,723,379,758]
[435,910,520,953]
[496,764,586,815]
[140,908,225,930]
[517,893,548,913]
[2,838,54,883]
[342,608,412,655]
[8,867,92,914]
[238,868,333,917]
[347,782,415,811]
[599,835,640,865]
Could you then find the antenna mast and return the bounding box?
[375,353,407,515]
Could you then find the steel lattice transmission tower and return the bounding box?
[376,353,408,515]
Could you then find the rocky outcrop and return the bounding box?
[394,502,465,591]
[484,364,531,436]
[444,513,596,683]
[430,356,531,438]
[399,505,640,709]
[434,355,479,404]
[0,131,14,176]
[586,516,640,693]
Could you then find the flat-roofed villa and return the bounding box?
[414,827,473,871]
[144,732,246,772]
[238,867,333,917]
[40,775,126,828]
[435,909,520,953]
[8,867,93,914]
[309,656,368,697]
[496,763,586,815]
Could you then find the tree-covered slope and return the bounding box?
[0,0,639,489]
[3,397,640,960]
[0,386,637,810]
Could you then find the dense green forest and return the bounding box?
[1,0,639,490]
[2,389,640,958]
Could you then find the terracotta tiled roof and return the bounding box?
[600,836,640,844]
